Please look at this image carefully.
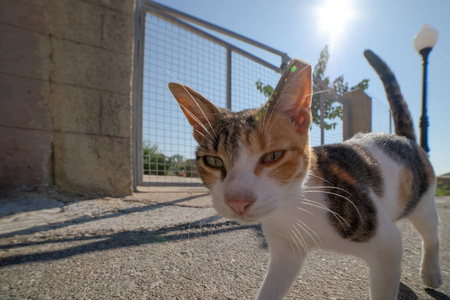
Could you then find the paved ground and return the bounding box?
[0,190,449,300]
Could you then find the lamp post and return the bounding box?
[413,24,438,154]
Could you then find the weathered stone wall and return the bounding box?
[343,89,372,139]
[0,0,135,196]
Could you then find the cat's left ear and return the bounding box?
[267,59,312,134]
[168,83,221,141]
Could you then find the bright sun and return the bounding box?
[317,0,355,41]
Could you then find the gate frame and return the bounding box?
[131,1,350,190]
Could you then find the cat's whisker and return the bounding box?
[181,85,218,140]
[298,192,319,214]
[298,199,350,230]
[165,66,218,142]
[299,192,315,215]
[295,206,315,217]
[194,129,208,140]
[298,196,342,219]
[280,210,322,255]
[305,88,332,98]
[304,189,363,225]
[295,218,323,249]
[280,212,311,255]
[303,185,352,196]
[274,213,307,256]
[307,173,341,190]
[178,103,217,144]
[272,215,299,257]
[300,202,349,234]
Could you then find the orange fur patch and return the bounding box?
[329,163,358,187]
[398,166,413,208]
[247,112,310,184]
[416,144,436,183]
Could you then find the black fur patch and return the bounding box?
[312,143,383,242]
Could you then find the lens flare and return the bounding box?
[316,0,355,42]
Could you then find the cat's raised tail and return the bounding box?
[364,50,417,141]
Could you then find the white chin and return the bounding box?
[234,208,278,225]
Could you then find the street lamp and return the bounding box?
[413,24,438,154]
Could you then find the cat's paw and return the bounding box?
[421,268,443,289]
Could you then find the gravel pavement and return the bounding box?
[0,191,449,300]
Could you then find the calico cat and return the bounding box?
[168,50,442,300]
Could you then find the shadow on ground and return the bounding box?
[425,288,450,300]
[0,193,265,267]
[399,282,418,299]
[0,219,258,267]
[0,193,209,239]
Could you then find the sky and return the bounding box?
[151,0,450,176]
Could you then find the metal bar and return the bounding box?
[342,102,351,140]
[226,47,232,110]
[146,0,289,58]
[232,47,282,73]
[145,4,282,73]
[320,93,325,145]
[389,110,392,134]
[132,0,145,190]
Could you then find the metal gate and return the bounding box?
[132,1,349,189]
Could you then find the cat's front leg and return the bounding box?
[256,244,306,300]
[357,219,403,300]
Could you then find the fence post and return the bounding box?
[132,0,145,191]
[342,89,372,139]
[320,93,325,145]
[389,110,393,134]
[226,47,232,110]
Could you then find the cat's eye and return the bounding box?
[261,151,284,164]
[204,156,224,169]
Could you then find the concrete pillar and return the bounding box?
[0,0,135,196]
[343,89,372,140]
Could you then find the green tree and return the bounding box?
[143,141,170,175]
[142,143,198,177]
[256,45,369,130]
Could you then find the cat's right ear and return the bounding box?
[168,83,220,140]
[268,59,312,134]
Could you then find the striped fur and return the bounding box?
[169,53,442,300]
[364,50,416,141]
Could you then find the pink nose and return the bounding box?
[226,198,255,215]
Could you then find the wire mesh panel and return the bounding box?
[136,4,353,187]
[231,52,280,112]
[141,11,288,186]
[323,100,344,145]
[142,13,227,185]
[308,94,345,147]
[371,95,392,134]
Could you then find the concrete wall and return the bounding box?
[0,0,135,196]
[343,89,372,139]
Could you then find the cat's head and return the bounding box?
[169,59,312,224]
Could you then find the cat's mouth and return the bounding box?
[222,204,278,225]
[212,189,281,224]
